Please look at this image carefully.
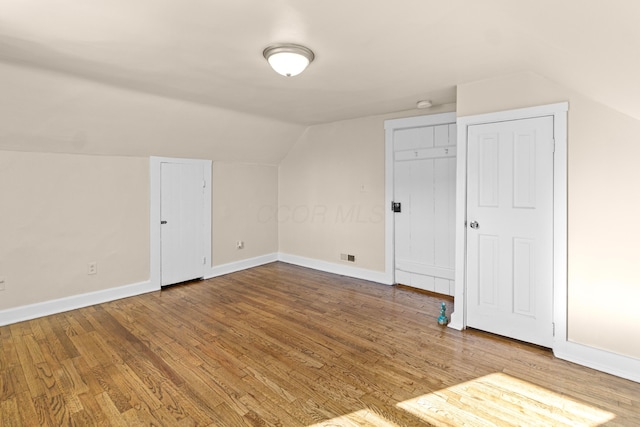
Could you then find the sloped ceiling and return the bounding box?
[0,0,639,125]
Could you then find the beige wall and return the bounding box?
[212,162,278,265]
[278,105,455,272]
[458,72,640,359]
[0,62,302,311]
[0,151,149,309]
[0,62,304,163]
[4,55,638,364]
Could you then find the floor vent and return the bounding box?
[340,253,356,262]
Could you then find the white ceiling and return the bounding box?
[1,0,639,125]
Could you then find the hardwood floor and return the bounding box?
[1,262,639,426]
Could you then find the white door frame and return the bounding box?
[150,156,212,289]
[384,112,457,285]
[449,103,568,353]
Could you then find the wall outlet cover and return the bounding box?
[88,262,97,275]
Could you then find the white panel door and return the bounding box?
[160,162,205,286]
[394,123,456,295]
[466,116,554,347]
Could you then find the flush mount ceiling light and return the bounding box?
[416,100,433,109]
[263,43,315,77]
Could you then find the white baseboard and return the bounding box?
[554,340,640,383]
[3,255,637,385]
[0,254,278,327]
[278,252,392,285]
[0,280,157,327]
[448,312,465,331]
[206,253,278,279]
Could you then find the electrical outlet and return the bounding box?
[237,241,244,250]
[0,277,5,291]
[88,262,97,275]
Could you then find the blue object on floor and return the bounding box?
[438,302,448,325]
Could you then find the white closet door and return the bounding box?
[160,162,205,286]
[466,116,554,347]
[394,123,456,295]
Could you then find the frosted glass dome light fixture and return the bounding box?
[263,43,315,77]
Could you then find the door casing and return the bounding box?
[449,103,568,354]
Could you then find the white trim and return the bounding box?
[551,109,569,351]
[279,253,392,285]
[384,125,395,284]
[0,280,155,327]
[451,102,568,336]
[449,117,470,329]
[384,112,457,286]
[0,253,274,327]
[384,112,457,130]
[555,341,640,384]
[453,103,569,126]
[206,253,278,279]
[150,156,212,289]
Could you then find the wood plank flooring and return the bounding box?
[1,261,639,426]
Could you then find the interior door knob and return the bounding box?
[469,221,479,229]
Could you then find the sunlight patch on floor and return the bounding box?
[307,408,398,427]
[397,373,616,427]
[308,373,616,427]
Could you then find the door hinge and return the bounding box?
[552,139,556,153]
[552,322,555,336]
[203,256,207,265]
[202,180,206,188]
